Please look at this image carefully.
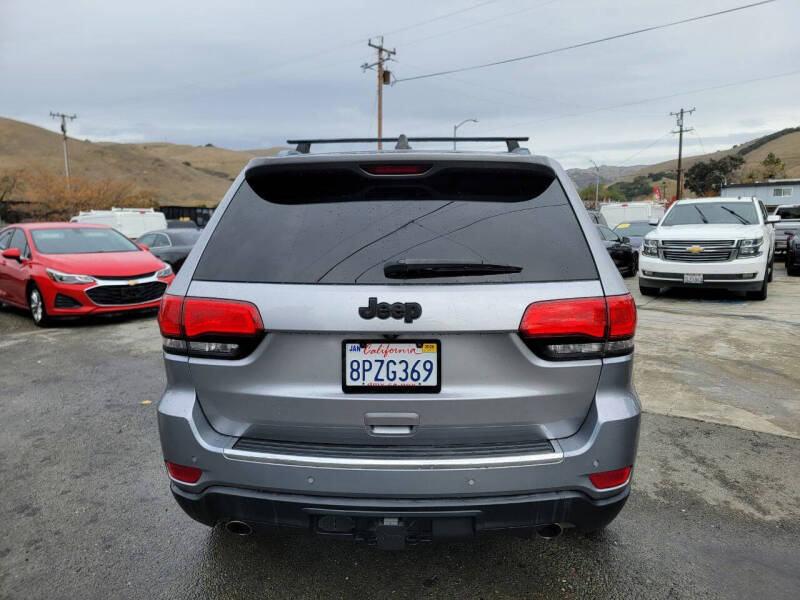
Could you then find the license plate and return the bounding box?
[342,340,440,393]
[684,273,703,284]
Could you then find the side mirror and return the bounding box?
[767,215,781,224]
[138,243,149,251]
[648,217,660,226]
[1,247,21,261]
[621,236,631,244]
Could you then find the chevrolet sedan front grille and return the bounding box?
[86,281,167,306]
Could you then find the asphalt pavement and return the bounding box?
[1,270,799,599]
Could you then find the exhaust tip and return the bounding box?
[535,523,562,539]
[225,520,252,536]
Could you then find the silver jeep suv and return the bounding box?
[157,137,640,548]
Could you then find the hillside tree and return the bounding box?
[1,169,158,222]
[761,152,786,179]
[684,155,745,197]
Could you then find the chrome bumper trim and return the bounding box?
[222,442,564,470]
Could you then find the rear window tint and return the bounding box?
[193,163,598,284]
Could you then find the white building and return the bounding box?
[721,179,800,210]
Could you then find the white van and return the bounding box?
[600,202,665,229]
[70,207,167,240]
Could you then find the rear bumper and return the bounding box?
[158,354,639,518]
[171,483,629,541]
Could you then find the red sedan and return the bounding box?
[0,223,175,326]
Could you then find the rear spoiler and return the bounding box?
[244,159,555,205]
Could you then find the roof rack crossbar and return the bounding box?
[286,136,529,154]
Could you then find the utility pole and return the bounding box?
[362,37,395,150]
[589,159,601,210]
[50,111,77,189]
[670,107,694,201]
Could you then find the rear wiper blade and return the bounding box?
[383,259,522,279]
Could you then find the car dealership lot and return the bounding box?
[1,270,800,599]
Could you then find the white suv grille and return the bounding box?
[660,240,736,262]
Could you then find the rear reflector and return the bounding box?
[360,163,432,175]
[158,295,264,359]
[166,461,202,484]
[518,294,636,360]
[589,466,631,489]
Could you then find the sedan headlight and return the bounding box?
[737,238,763,258]
[642,239,659,256]
[156,264,173,278]
[45,268,95,284]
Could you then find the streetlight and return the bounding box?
[589,159,601,210]
[453,118,478,150]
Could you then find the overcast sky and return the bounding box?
[2,0,799,169]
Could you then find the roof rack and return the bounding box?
[285,136,529,154]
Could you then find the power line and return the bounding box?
[89,3,502,111]
[618,131,673,166]
[691,128,708,155]
[494,68,800,131]
[395,0,777,83]
[394,0,560,47]
[381,0,501,37]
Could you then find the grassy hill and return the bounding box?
[565,127,800,202]
[4,115,799,209]
[0,117,285,207]
[566,165,645,190]
[628,127,800,181]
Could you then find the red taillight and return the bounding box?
[607,294,637,340]
[166,461,202,484]
[589,466,631,489]
[183,298,263,338]
[158,295,264,359]
[518,294,636,359]
[158,294,183,337]
[519,297,607,340]
[361,163,432,175]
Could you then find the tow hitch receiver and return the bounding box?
[375,518,406,550]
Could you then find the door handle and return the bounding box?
[365,412,419,436]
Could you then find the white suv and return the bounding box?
[639,197,777,300]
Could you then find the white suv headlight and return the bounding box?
[642,239,659,256]
[45,268,95,284]
[737,238,763,258]
[156,264,173,278]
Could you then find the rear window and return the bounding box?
[193,162,598,284]
[169,230,202,245]
[776,206,800,219]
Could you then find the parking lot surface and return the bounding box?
[2,269,799,599]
